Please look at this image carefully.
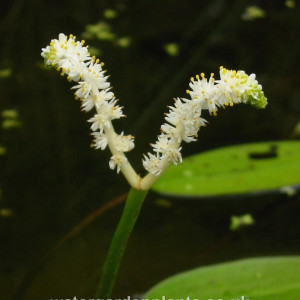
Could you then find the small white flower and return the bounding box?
[88,101,124,132]
[152,135,172,154]
[84,60,110,90]
[80,95,95,112]
[163,147,183,165]
[88,112,111,133]
[114,132,135,152]
[161,123,182,143]
[151,134,182,165]
[188,73,218,115]
[72,81,92,99]
[80,90,114,112]
[142,153,163,176]
[42,34,91,82]
[215,67,249,106]
[109,154,126,173]
[91,132,108,150]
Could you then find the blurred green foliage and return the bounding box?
[230,213,254,231]
[242,6,266,21]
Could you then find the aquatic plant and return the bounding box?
[42,33,267,298]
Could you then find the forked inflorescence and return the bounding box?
[42,33,267,190]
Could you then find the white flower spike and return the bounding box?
[42,34,267,190]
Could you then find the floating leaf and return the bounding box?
[145,256,300,299]
[0,208,14,217]
[152,141,300,197]
[164,43,179,56]
[117,37,131,48]
[2,119,21,129]
[230,214,254,231]
[1,109,19,119]
[0,68,12,78]
[285,0,296,8]
[84,22,116,41]
[242,6,266,21]
[0,146,7,155]
[103,9,118,19]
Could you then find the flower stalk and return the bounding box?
[95,188,148,298]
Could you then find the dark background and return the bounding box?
[0,0,299,299]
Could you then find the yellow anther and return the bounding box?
[67,76,71,82]
[61,72,65,76]
[213,110,217,116]
[209,100,213,104]
[81,40,85,45]
[194,96,198,99]
[220,66,223,70]
[56,67,61,71]
[196,74,200,80]
[210,73,214,77]
[51,62,55,67]
[186,90,190,94]
[60,44,64,48]
[77,52,80,56]
[101,62,105,67]
[96,59,99,63]
[228,96,232,101]
[190,76,194,82]
[201,72,205,78]
[225,102,229,106]
[69,34,74,38]
[230,102,234,107]
[94,95,97,101]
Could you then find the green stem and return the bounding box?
[95,187,149,299]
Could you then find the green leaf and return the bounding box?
[0,146,7,155]
[1,109,19,119]
[145,256,300,300]
[152,141,300,197]
[164,43,180,56]
[103,9,118,19]
[84,22,116,41]
[0,68,12,78]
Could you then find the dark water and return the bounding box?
[2,189,299,299]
